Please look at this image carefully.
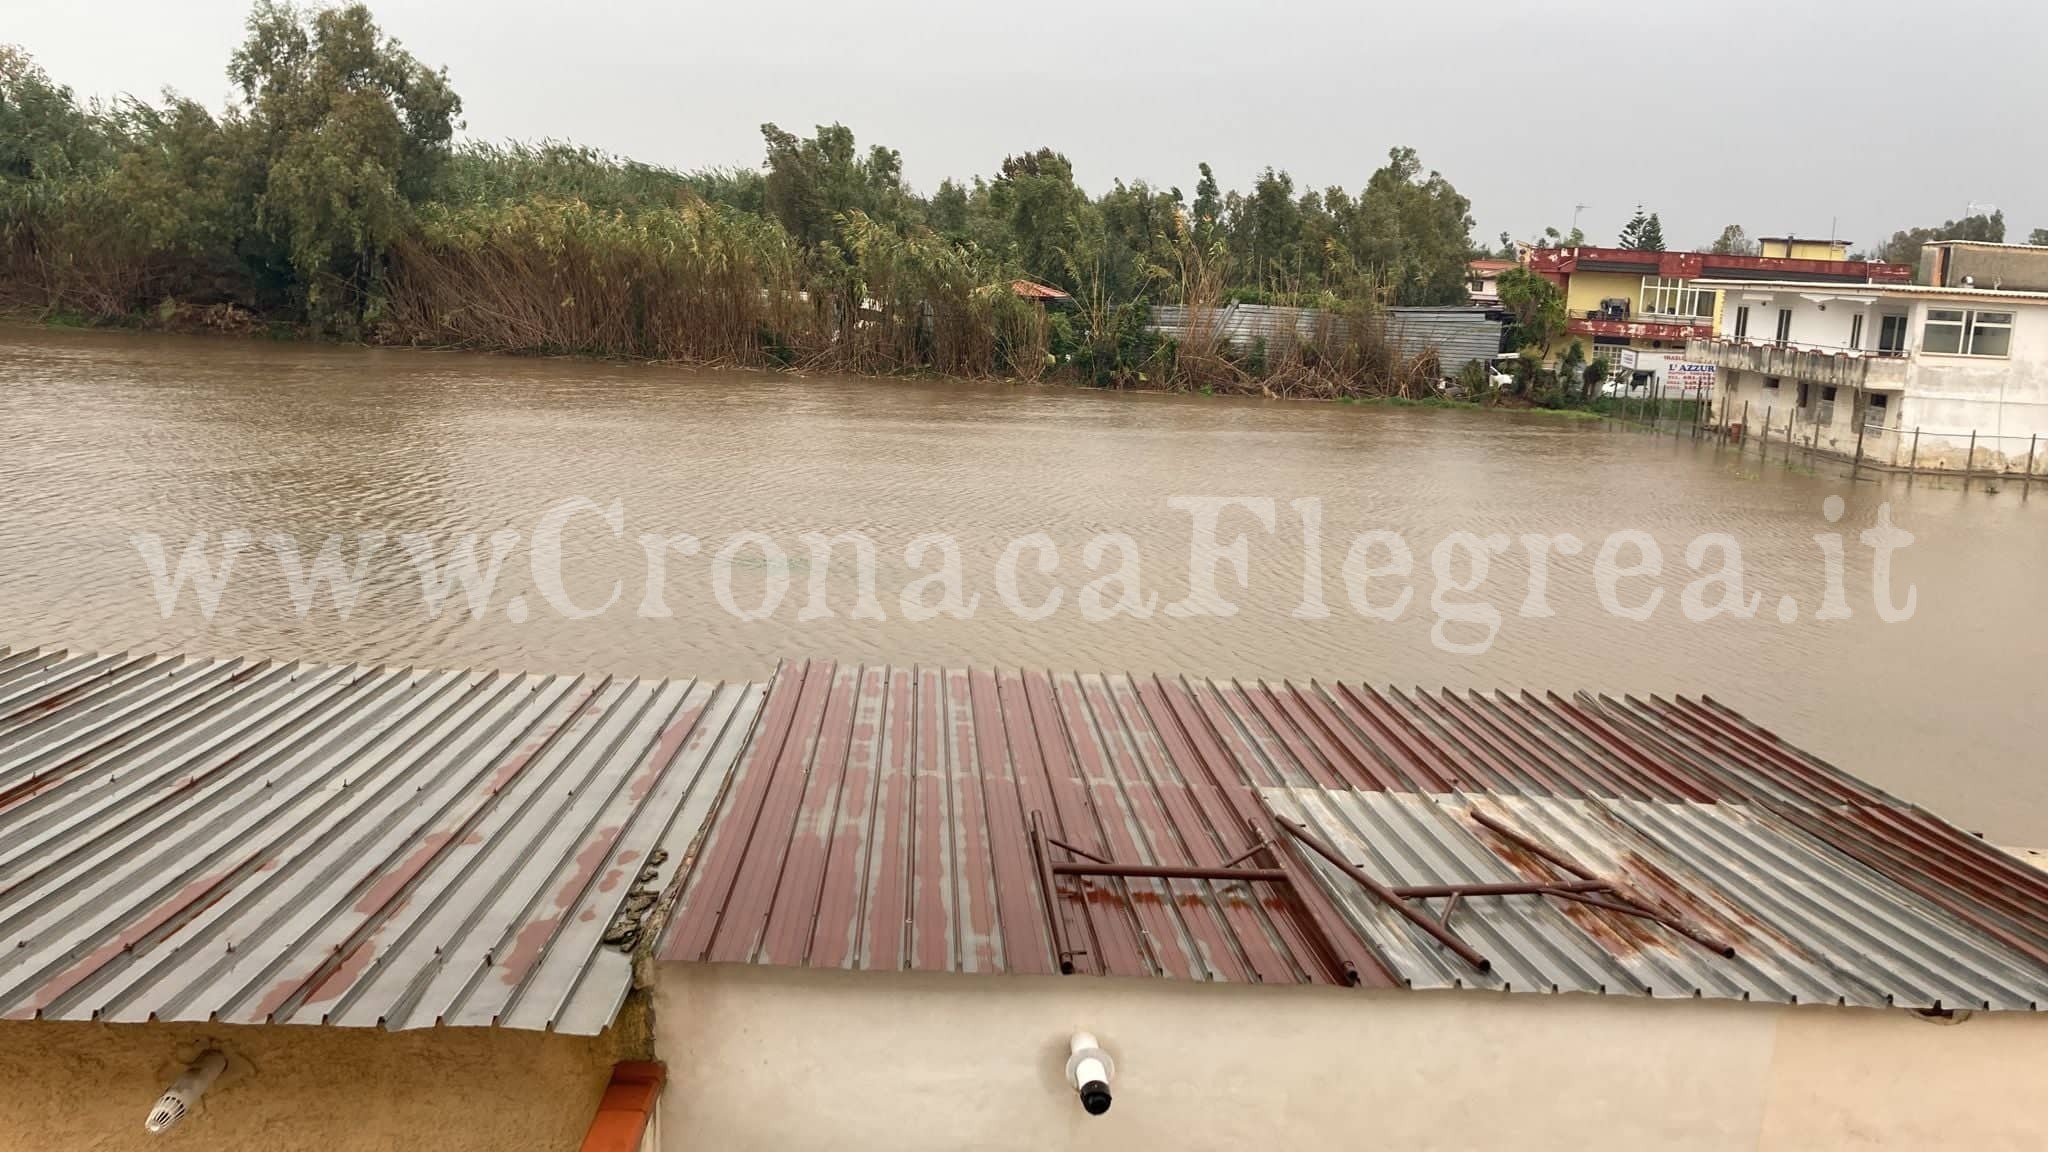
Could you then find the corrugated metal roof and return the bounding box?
[9,645,2042,1023]
[0,645,762,1033]
[659,663,2048,1011]
[1149,303,1355,354]
[1382,307,1505,372]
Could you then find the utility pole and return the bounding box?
[1572,203,1590,242]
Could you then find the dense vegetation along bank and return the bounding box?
[0,2,1489,401]
[6,3,2037,408]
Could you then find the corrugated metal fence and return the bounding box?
[1149,304,1504,372]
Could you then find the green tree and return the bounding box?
[1618,206,1666,251]
[1345,146,1475,306]
[1876,211,2004,266]
[928,177,969,241]
[759,123,914,255]
[2029,228,2048,247]
[989,147,1084,289]
[1093,177,1181,303]
[0,46,113,185]
[1223,167,1304,292]
[1496,264,1566,372]
[229,1,462,330]
[1191,161,1221,245]
[1710,224,1753,255]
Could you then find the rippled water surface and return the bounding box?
[2,325,2043,841]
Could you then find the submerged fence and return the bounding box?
[1604,392,2048,487]
[1717,400,2045,481]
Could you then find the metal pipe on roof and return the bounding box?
[1054,862,1291,884]
[1272,814,1492,972]
[1392,880,1610,899]
[1029,812,1078,975]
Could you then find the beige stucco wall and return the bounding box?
[655,964,2048,1152]
[0,1013,636,1152]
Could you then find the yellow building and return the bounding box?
[1522,242,1908,387]
[1759,236,1853,260]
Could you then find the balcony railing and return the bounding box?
[1686,338,1908,390]
[1578,308,1715,323]
[1571,312,1714,340]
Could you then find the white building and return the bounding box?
[1690,244,2048,473]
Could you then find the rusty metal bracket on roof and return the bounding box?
[1028,811,1362,984]
[1271,811,1736,974]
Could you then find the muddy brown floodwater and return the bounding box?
[2,325,2043,842]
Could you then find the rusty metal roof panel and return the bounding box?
[1265,789,2044,1009]
[660,665,2048,1011]
[9,646,2043,1020]
[0,647,762,1034]
[662,662,1366,985]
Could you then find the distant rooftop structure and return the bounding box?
[1691,277,2048,303]
[1917,240,2048,294]
[1010,279,1070,302]
[1757,236,1853,261]
[1527,245,1910,285]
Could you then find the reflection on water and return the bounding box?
[2,325,2044,842]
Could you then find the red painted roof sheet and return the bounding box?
[1010,279,1070,301]
[659,662,2048,1009]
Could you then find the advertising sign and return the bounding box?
[1664,361,1716,392]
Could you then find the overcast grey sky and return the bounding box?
[11,0,2046,250]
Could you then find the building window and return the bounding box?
[1924,309,2014,357]
[1763,376,1780,391]
[1816,386,1837,426]
[1849,314,1863,351]
[1864,392,1891,432]
[1640,276,1715,319]
[1970,311,2013,356]
[1734,306,1750,338]
[1879,314,1909,353]
[1797,380,1811,409]
[1776,308,1793,343]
